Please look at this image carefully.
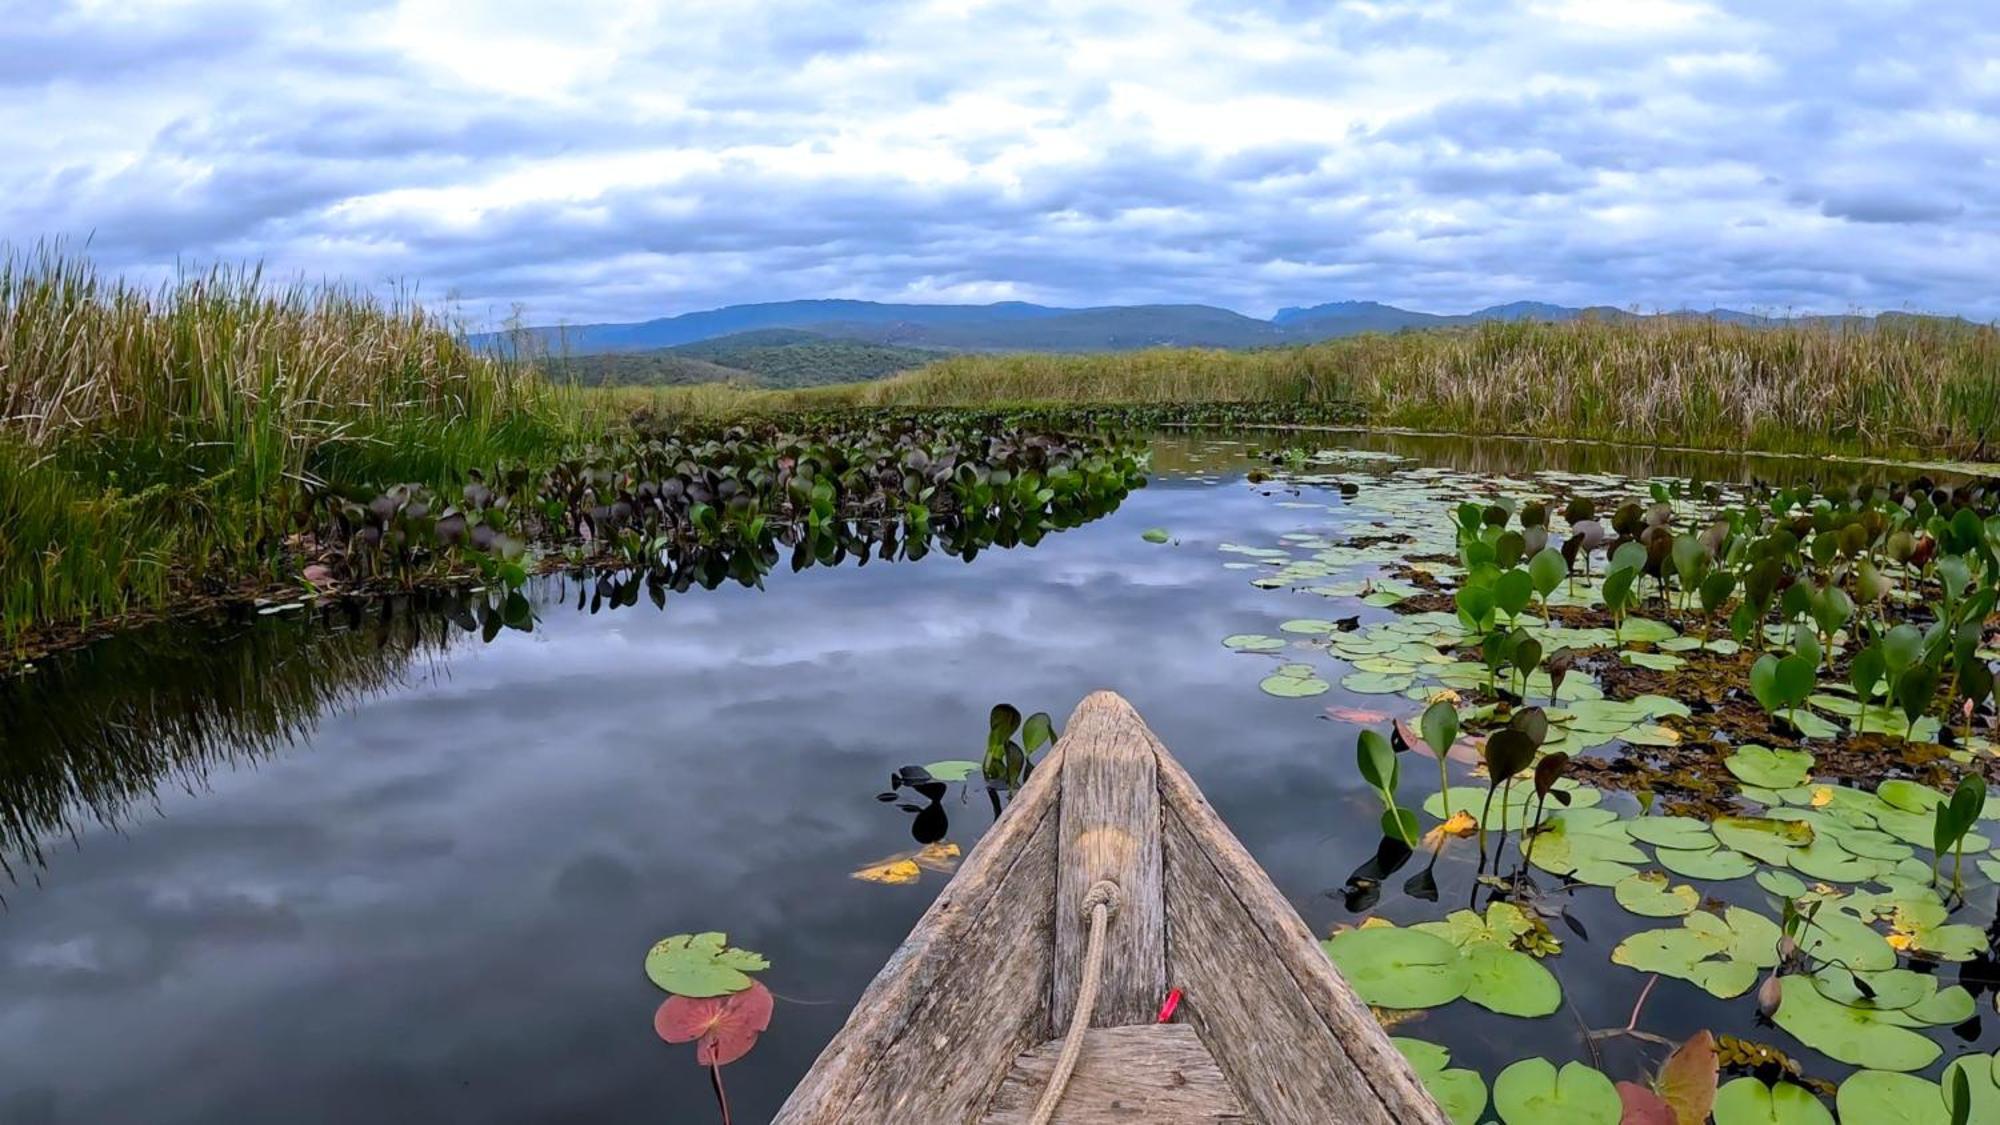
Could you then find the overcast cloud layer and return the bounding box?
[7,0,1998,326]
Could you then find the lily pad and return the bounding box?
[1141,527,1170,543]
[1655,846,1757,882]
[1460,942,1561,1017]
[1725,745,1815,790]
[1615,871,1700,918]
[1393,1038,1488,1125]
[920,760,982,781]
[1714,817,1815,865]
[1833,1070,1949,1125]
[1261,663,1330,698]
[1223,633,1286,652]
[1712,1077,1834,1125]
[1322,927,1468,1010]
[1627,816,1717,850]
[1492,1058,1621,1125]
[1611,907,1780,998]
[1770,974,1942,1071]
[644,932,770,998]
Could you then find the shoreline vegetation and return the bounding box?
[7,245,2000,665]
[619,314,2000,461]
[0,246,579,657]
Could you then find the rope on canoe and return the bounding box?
[1030,879,1121,1125]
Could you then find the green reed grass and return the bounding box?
[723,316,1998,459]
[1,245,579,644]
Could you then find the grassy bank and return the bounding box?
[1,247,580,645]
[610,316,2000,460]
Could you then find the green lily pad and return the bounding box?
[1322,927,1468,1009]
[1141,527,1170,543]
[1713,1077,1834,1125]
[1941,1053,2000,1122]
[1834,1070,1949,1125]
[1261,663,1330,698]
[1614,871,1700,918]
[1788,837,1886,883]
[1655,846,1757,881]
[1714,817,1815,865]
[1788,710,1842,740]
[1342,670,1416,694]
[644,932,769,998]
[1611,906,1780,998]
[1878,780,1945,813]
[1492,1058,1621,1125]
[1771,974,1941,1071]
[920,760,982,781]
[1392,1038,1488,1125]
[1627,816,1717,850]
[1223,633,1286,652]
[1796,911,1898,972]
[1757,869,1809,899]
[1622,650,1685,671]
[1460,942,1562,1017]
[1280,618,1338,635]
[1725,745,1815,790]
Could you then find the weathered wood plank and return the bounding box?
[1052,690,1167,1031]
[1155,766,1446,1123]
[770,744,1067,1124]
[980,1024,1250,1124]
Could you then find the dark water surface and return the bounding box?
[1,431,1991,1124]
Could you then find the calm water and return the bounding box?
[1,431,1990,1124]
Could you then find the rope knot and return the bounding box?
[1082,879,1121,918]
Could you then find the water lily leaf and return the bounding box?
[1796,910,1897,972]
[1770,975,1941,1071]
[1655,846,1757,882]
[1281,618,1339,635]
[1459,942,1561,1017]
[1788,837,1886,883]
[1611,907,1780,998]
[1835,1070,1951,1125]
[654,980,774,1065]
[1757,869,1809,899]
[1261,663,1330,698]
[1712,1077,1834,1125]
[1725,746,1815,790]
[1623,650,1686,671]
[1941,1053,2000,1122]
[1392,1038,1488,1125]
[1714,817,1815,865]
[1322,927,1469,1009]
[1223,634,1287,652]
[1141,527,1170,543]
[645,932,770,998]
[1492,1058,1621,1125]
[920,760,981,781]
[1615,871,1700,918]
[1879,779,1945,813]
[1627,817,1717,850]
[1343,670,1416,694]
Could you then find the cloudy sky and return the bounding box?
[7,0,1998,327]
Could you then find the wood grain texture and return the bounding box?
[1052,690,1167,1031]
[1155,751,1446,1125]
[771,743,1067,1124]
[980,1024,1250,1124]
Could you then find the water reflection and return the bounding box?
[0,485,1130,886]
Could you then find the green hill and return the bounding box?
[543,331,945,388]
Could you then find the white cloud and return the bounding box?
[3,0,1997,325]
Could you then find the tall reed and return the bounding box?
[1,244,577,642]
[797,315,2000,457]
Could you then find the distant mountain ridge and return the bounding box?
[480,298,1968,358]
